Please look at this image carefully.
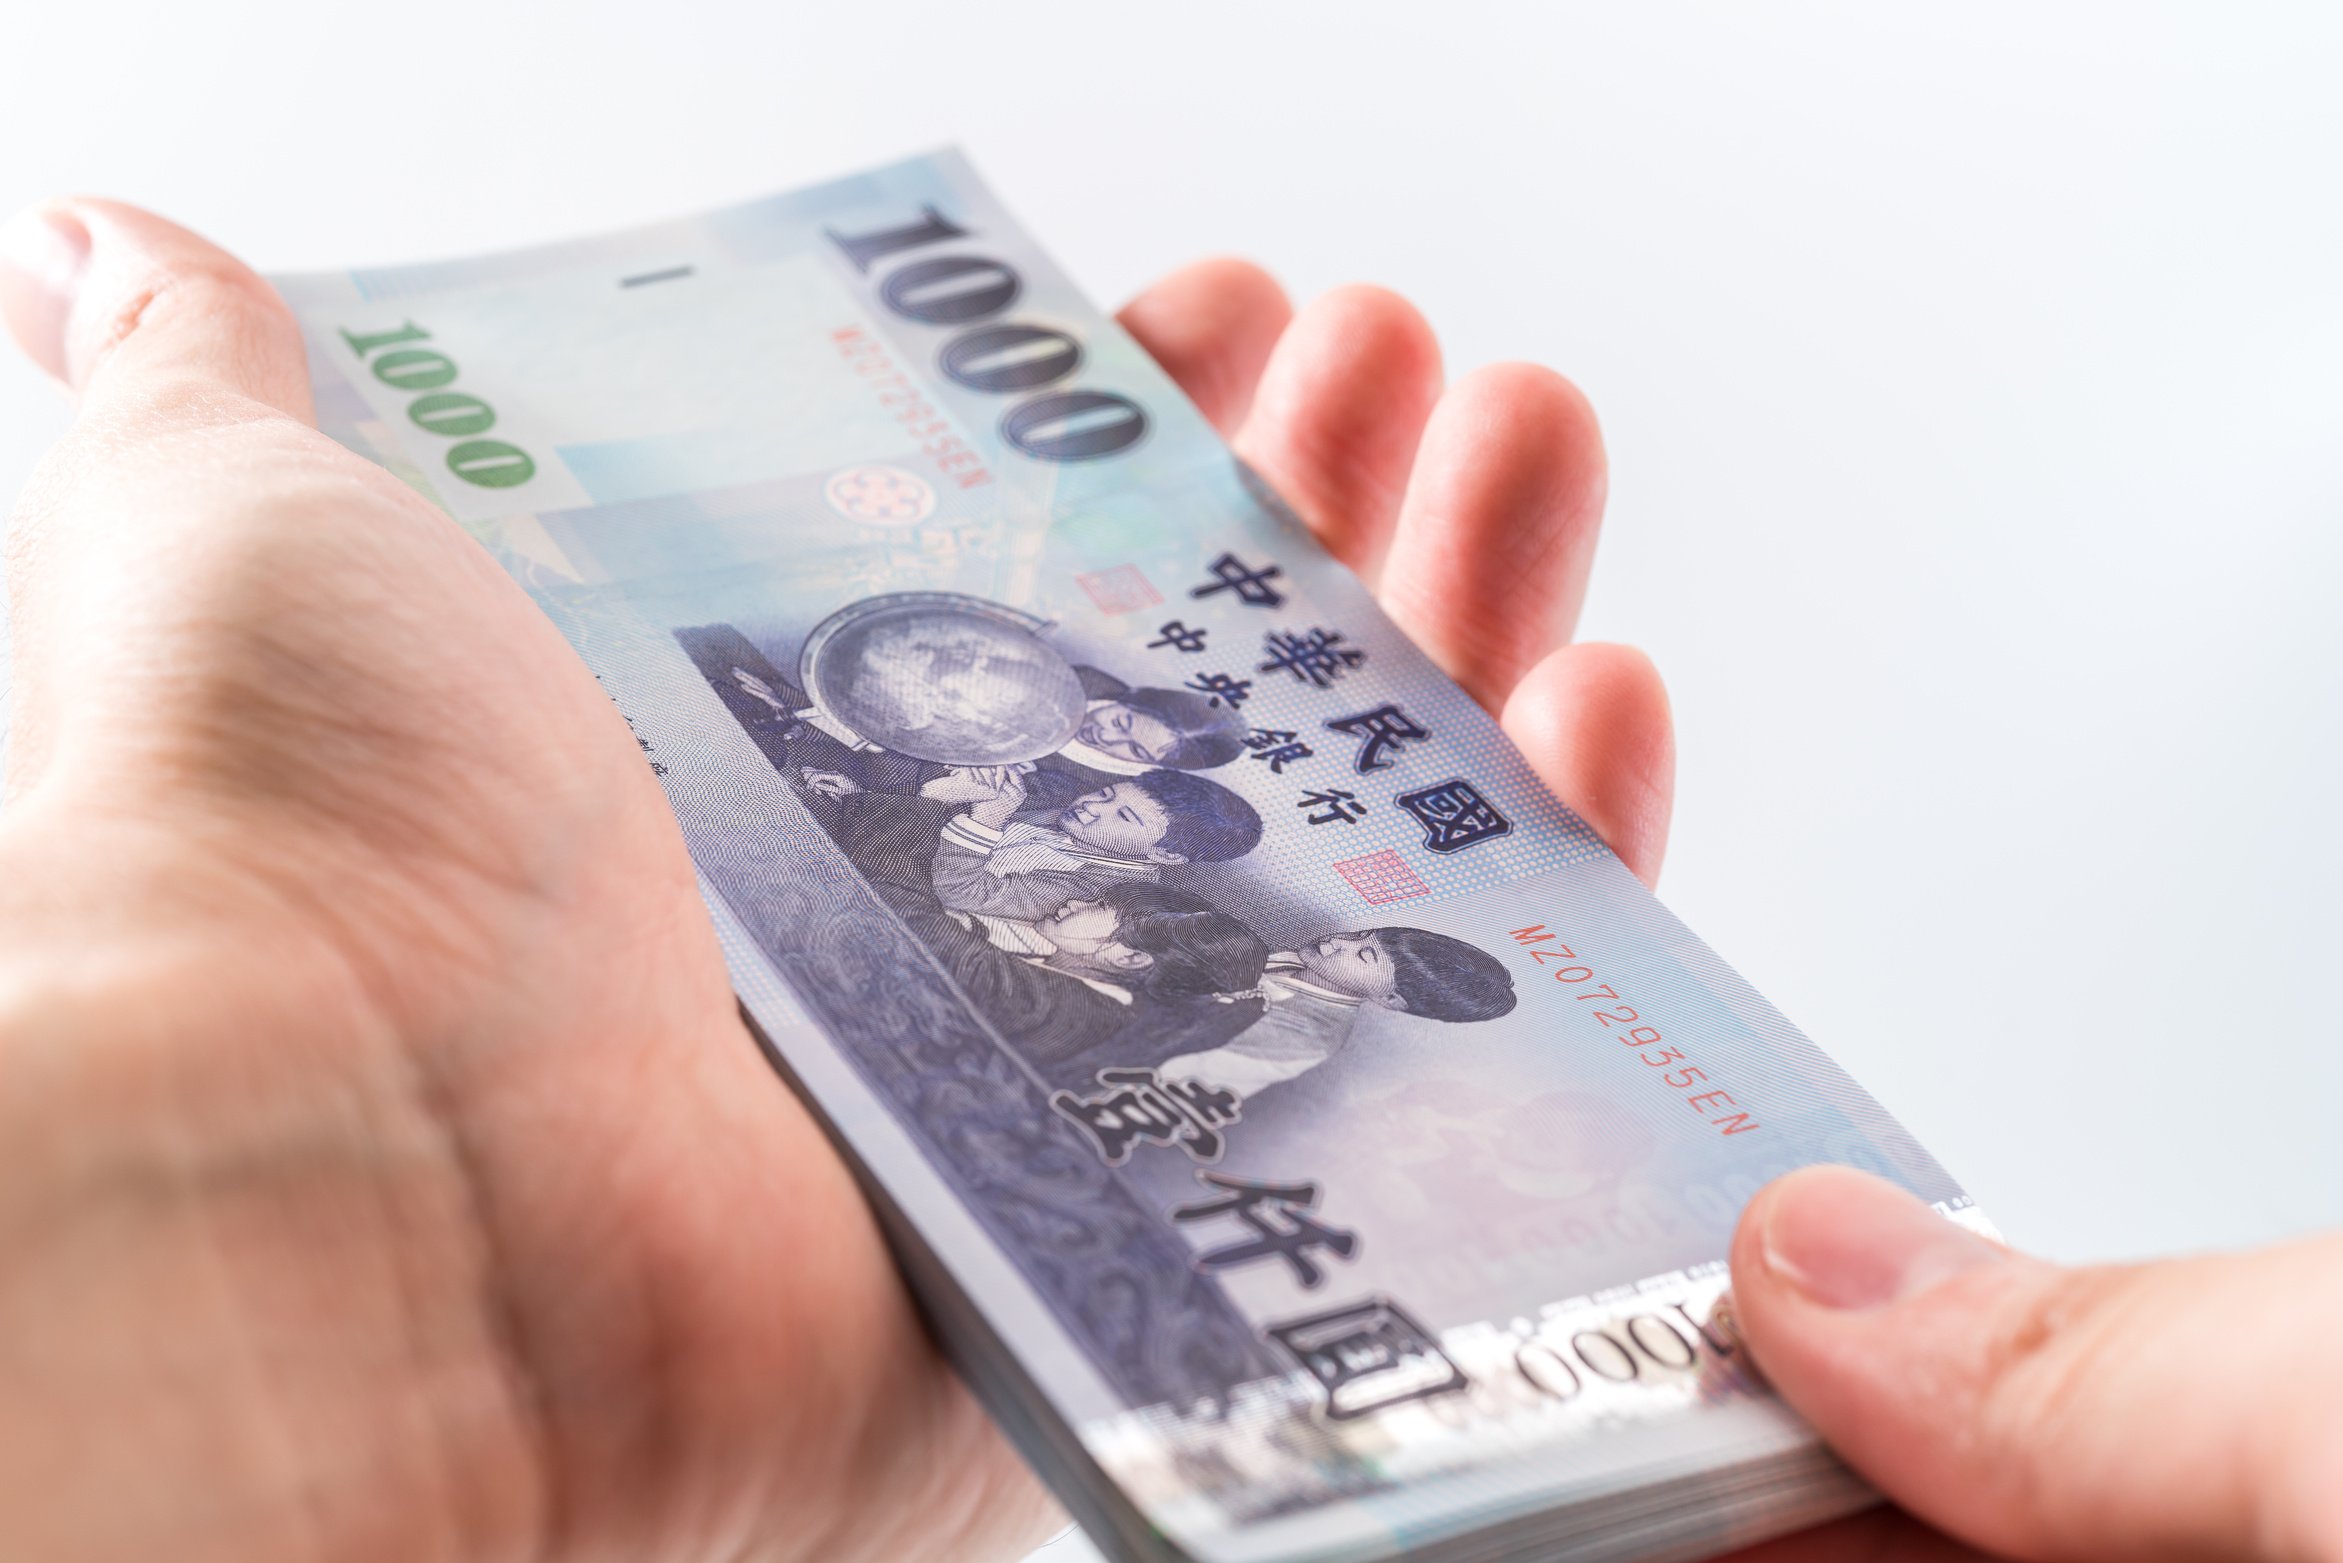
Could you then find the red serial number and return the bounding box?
[1509,925,1759,1136]
[831,327,992,490]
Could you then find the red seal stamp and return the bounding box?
[1332,849,1431,905]
[1075,564,1162,615]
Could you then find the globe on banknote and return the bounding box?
[797,591,1087,765]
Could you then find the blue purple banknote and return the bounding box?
[255,153,1981,1563]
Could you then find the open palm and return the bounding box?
[0,201,1669,1563]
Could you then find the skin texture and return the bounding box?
[0,200,1669,1563]
[1720,1169,2343,1563]
[10,200,2326,1563]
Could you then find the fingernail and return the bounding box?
[1758,1166,2008,1310]
[0,203,92,381]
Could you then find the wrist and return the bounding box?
[0,802,547,1563]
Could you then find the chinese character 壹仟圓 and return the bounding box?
[1049,1069,1241,1166]
[1266,1297,1468,1419]
[1172,1171,1359,1289]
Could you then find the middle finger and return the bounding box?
[1234,284,1444,581]
[1376,362,1609,709]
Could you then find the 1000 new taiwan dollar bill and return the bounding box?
[269,151,1981,1563]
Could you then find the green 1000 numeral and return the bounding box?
[338,323,537,490]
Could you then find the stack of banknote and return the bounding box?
[256,152,1986,1563]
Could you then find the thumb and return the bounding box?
[0,201,335,802]
[0,198,311,419]
[1730,1166,2343,1563]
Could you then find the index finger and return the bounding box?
[1116,257,1292,435]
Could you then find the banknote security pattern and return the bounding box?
[273,150,1984,1563]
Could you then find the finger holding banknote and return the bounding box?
[1112,256,1292,437]
[1118,265,1671,882]
[1375,363,1610,705]
[1125,271,1607,705]
[1220,281,1445,582]
[1723,1167,2343,1563]
[1497,640,1672,885]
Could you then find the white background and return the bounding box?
[2,6,2337,1559]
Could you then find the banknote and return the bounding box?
[259,152,1980,1562]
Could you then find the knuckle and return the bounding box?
[87,252,299,379]
[1977,1262,2125,1412]
[1965,1264,2144,1534]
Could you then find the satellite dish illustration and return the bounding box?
[797,591,1088,765]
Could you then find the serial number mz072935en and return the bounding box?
[1509,925,1761,1137]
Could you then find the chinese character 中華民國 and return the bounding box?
[1396,778,1511,853]
[1259,627,1366,689]
[1326,703,1429,772]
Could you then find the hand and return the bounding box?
[920,765,1034,830]
[1121,260,1671,870]
[917,764,1022,806]
[0,203,1668,1563]
[964,766,1030,831]
[1715,1168,2343,1563]
[731,665,790,711]
[799,767,864,799]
